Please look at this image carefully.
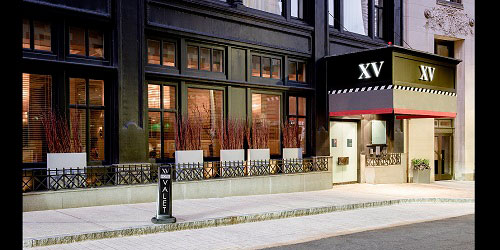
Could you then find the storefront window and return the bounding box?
[69,78,105,161]
[252,93,281,155]
[148,84,176,159]
[89,30,104,58]
[343,0,369,36]
[22,73,52,163]
[187,88,224,157]
[288,61,306,83]
[252,56,261,77]
[212,49,223,72]
[200,47,211,71]
[243,0,283,16]
[187,45,225,73]
[288,96,306,153]
[187,46,199,69]
[252,55,281,80]
[147,40,161,65]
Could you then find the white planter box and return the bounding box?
[247,148,270,161]
[282,148,303,160]
[175,150,204,167]
[46,153,87,190]
[220,149,245,177]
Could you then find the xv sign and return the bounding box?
[358,61,384,79]
[419,65,436,81]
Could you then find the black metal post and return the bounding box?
[151,165,176,224]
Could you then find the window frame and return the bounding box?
[67,76,108,164]
[287,59,307,84]
[184,42,227,79]
[146,38,177,68]
[22,18,55,55]
[147,80,178,162]
[183,83,226,160]
[248,89,284,158]
[287,95,308,155]
[66,25,106,60]
[250,53,283,85]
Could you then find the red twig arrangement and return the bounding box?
[174,110,202,151]
[41,110,83,153]
[217,117,245,150]
[245,119,270,149]
[282,119,301,148]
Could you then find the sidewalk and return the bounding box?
[23,181,474,248]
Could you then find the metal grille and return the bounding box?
[22,157,330,193]
[366,153,401,166]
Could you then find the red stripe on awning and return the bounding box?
[329,108,394,116]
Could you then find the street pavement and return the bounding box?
[265,214,474,250]
[23,181,474,249]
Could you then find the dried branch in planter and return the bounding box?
[282,119,301,148]
[174,111,202,151]
[217,117,245,150]
[245,119,270,149]
[41,110,83,153]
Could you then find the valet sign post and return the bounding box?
[151,165,176,224]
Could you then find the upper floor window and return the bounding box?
[69,26,104,58]
[252,55,281,79]
[435,39,455,58]
[288,60,306,83]
[291,0,304,19]
[374,0,384,38]
[22,19,52,52]
[187,45,224,73]
[147,39,176,67]
[243,0,283,16]
[343,0,369,36]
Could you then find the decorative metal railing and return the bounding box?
[366,153,401,166]
[22,157,330,193]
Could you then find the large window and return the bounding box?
[252,55,281,80]
[22,73,52,163]
[187,88,224,158]
[148,83,177,159]
[288,96,307,154]
[147,39,176,67]
[343,0,369,35]
[243,0,283,15]
[22,19,52,52]
[187,45,224,73]
[69,78,105,161]
[252,93,281,156]
[69,26,104,58]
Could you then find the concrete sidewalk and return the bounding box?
[23,181,474,248]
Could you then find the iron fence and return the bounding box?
[366,153,402,166]
[22,157,330,193]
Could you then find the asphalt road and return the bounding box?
[265,214,475,250]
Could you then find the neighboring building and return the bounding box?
[20,0,469,207]
[403,0,474,181]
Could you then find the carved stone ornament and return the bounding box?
[424,6,474,37]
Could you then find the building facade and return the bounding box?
[403,0,474,181]
[20,0,470,196]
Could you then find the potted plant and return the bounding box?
[281,119,303,173]
[245,119,270,175]
[218,117,246,177]
[174,112,203,177]
[42,110,86,189]
[411,158,431,183]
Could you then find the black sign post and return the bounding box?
[151,165,176,224]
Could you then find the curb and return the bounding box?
[23,198,474,248]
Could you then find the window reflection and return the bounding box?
[252,93,281,155]
[343,0,369,36]
[34,20,51,51]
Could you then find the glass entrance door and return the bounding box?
[434,134,453,180]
